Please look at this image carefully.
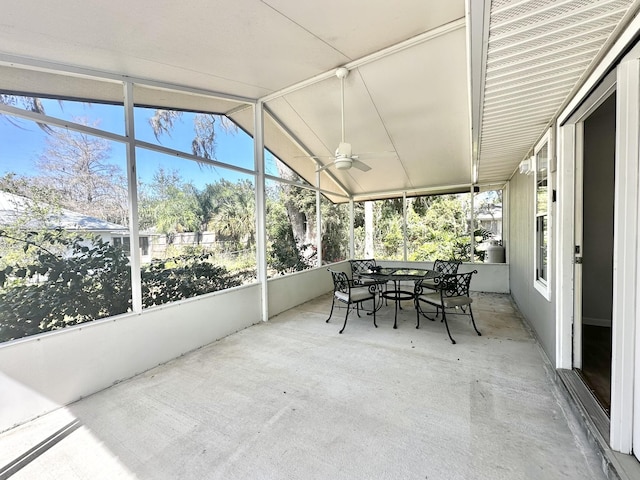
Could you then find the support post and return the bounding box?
[123,81,142,312]
[254,101,268,322]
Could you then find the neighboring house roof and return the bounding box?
[0,190,128,233]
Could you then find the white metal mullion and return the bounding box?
[0,104,127,143]
[123,82,142,313]
[316,171,322,267]
[502,182,509,265]
[402,192,407,262]
[135,139,255,177]
[254,102,268,322]
[349,199,355,259]
[469,187,475,264]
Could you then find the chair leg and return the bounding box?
[416,299,437,323]
[441,309,456,344]
[326,296,336,323]
[415,298,420,329]
[372,297,377,328]
[339,305,350,334]
[469,305,481,336]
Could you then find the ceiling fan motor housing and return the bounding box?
[335,141,352,158]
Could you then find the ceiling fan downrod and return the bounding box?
[336,67,349,144]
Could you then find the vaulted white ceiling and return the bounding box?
[0,0,637,201]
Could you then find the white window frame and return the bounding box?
[533,130,552,300]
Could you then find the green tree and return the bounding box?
[138,168,202,234]
[199,179,256,250]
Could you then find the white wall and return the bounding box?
[268,262,347,317]
[508,171,556,363]
[0,284,262,433]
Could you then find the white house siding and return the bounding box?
[508,171,556,364]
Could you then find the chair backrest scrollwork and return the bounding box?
[328,269,350,294]
[433,259,462,276]
[349,259,377,278]
[440,270,477,298]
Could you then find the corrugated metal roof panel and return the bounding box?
[477,0,633,183]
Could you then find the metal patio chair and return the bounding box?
[414,270,480,344]
[420,258,462,291]
[326,268,377,334]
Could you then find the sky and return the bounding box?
[0,97,280,190]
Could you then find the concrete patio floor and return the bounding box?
[0,292,607,479]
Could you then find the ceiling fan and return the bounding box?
[314,67,373,173]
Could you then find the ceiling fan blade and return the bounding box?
[354,151,397,158]
[315,163,333,173]
[293,154,333,159]
[351,159,371,172]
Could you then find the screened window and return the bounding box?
[534,134,551,297]
[0,106,132,342]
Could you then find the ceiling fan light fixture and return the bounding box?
[334,157,352,170]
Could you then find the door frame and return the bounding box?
[557,62,639,455]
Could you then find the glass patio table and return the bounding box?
[360,268,439,329]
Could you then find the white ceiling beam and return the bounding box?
[468,0,492,186]
[351,183,472,202]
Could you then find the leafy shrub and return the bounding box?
[0,231,246,342]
